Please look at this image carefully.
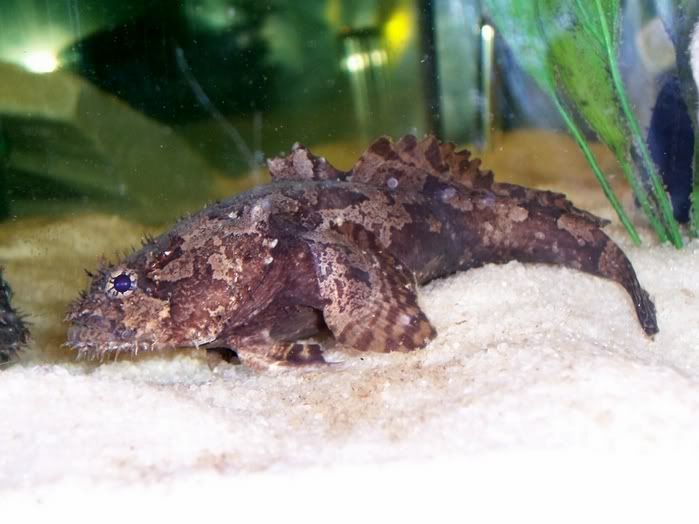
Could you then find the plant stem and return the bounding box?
[593,0,684,248]
[615,153,668,242]
[573,0,604,47]
[551,92,642,245]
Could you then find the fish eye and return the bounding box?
[106,270,136,298]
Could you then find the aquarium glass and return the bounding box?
[0,0,697,361]
[0,0,445,223]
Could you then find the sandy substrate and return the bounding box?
[1,132,699,520]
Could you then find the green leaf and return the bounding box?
[597,0,621,41]
[483,0,685,246]
[481,0,641,244]
[569,0,619,47]
[547,31,626,154]
[588,0,683,246]
[546,26,668,242]
[481,0,552,93]
[539,4,669,240]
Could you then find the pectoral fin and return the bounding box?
[308,234,436,353]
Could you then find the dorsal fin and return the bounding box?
[350,135,494,192]
[491,182,610,227]
[267,143,350,182]
[352,135,607,226]
[437,139,494,189]
[268,136,609,228]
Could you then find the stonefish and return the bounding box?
[66,135,657,368]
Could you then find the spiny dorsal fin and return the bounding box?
[358,135,607,226]
[268,136,610,229]
[492,182,610,227]
[437,139,494,189]
[350,135,494,192]
[267,143,349,182]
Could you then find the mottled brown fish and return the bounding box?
[66,135,657,368]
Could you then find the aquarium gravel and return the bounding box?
[1,133,698,520]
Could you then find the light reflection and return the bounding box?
[480,23,496,149]
[22,49,59,73]
[342,49,387,73]
[384,7,412,53]
[480,23,495,42]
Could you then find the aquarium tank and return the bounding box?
[0,0,699,360]
[0,1,696,232]
[4,1,699,512]
[0,0,697,357]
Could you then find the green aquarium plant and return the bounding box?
[483,0,695,247]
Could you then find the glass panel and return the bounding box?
[0,0,696,367]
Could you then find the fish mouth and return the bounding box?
[66,325,163,360]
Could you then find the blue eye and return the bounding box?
[107,271,136,297]
[113,273,132,293]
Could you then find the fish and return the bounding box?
[65,135,658,368]
[0,269,29,366]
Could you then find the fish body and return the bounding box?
[0,270,28,365]
[66,135,657,367]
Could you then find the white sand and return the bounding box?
[2,134,699,520]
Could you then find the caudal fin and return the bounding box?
[490,201,659,337]
[597,239,658,336]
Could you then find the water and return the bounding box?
[4,2,699,501]
[0,0,432,224]
[0,0,695,362]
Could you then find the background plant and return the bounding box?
[483,0,695,247]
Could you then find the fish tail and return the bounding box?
[593,236,658,336]
[483,202,658,336]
